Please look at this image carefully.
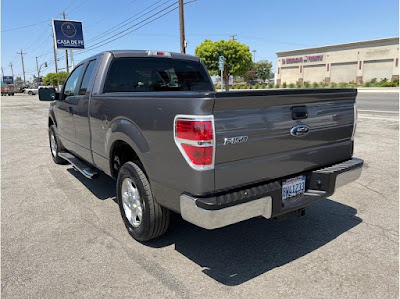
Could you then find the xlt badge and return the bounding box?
[224,136,248,145]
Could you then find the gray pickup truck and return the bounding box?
[40,50,363,242]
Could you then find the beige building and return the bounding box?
[276,37,399,85]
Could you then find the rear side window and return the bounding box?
[103,57,213,93]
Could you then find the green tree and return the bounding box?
[14,76,23,87]
[195,39,253,91]
[43,73,58,86]
[253,60,273,82]
[57,72,69,85]
[43,71,69,86]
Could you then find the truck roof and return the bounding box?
[81,50,200,64]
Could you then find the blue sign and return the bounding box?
[3,76,13,84]
[53,20,84,49]
[218,56,224,70]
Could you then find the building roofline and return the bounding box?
[276,37,399,56]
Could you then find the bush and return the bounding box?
[330,82,337,88]
[289,83,295,88]
[320,81,328,88]
[339,82,349,88]
[296,82,303,88]
[364,82,372,87]
[268,83,274,88]
[312,82,319,88]
[282,82,287,88]
[304,81,311,88]
[255,84,261,89]
[275,83,280,88]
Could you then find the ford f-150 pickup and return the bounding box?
[40,50,363,242]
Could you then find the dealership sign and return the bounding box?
[52,20,84,49]
[3,76,13,84]
[282,55,323,64]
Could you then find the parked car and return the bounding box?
[24,88,38,95]
[247,79,264,85]
[40,50,363,242]
[1,84,17,96]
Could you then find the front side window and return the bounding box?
[63,64,84,98]
[79,60,97,95]
[103,58,213,93]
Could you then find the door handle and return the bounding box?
[291,106,308,120]
[68,107,73,115]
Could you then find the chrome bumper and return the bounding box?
[335,166,362,188]
[180,194,272,230]
[180,158,363,230]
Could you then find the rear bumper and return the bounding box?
[180,157,363,229]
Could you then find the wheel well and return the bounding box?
[110,140,142,178]
[48,117,54,127]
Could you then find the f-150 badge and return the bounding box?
[224,136,248,145]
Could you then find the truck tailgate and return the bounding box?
[213,89,356,190]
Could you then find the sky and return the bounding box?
[1,0,399,81]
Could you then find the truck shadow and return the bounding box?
[66,169,362,286]
[151,200,361,286]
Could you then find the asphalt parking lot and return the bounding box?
[1,93,398,298]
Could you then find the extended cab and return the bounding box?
[40,50,363,241]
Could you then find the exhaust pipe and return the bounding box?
[292,208,306,218]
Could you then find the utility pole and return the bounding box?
[179,0,186,54]
[62,11,70,72]
[252,49,257,63]
[17,49,27,84]
[229,34,237,41]
[9,62,14,78]
[1,67,4,77]
[36,57,40,87]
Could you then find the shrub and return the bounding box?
[296,82,303,88]
[330,82,337,88]
[312,82,319,88]
[282,82,287,88]
[339,82,349,88]
[289,83,295,88]
[304,81,311,88]
[320,81,328,88]
[364,82,372,87]
[275,83,280,88]
[267,83,274,88]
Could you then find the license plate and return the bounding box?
[282,176,306,200]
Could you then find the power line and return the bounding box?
[76,2,179,55]
[1,20,50,33]
[85,0,171,44]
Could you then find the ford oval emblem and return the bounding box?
[290,125,310,137]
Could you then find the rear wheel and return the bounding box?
[117,161,170,242]
[28,91,33,95]
[48,125,67,164]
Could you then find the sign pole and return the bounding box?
[62,12,70,73]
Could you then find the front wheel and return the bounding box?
[117,161,170,242]
[28,91,33,95]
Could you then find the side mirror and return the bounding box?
[38,88,58,101]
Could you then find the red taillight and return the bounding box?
[176,120,213,141]
[174,116,215,170]
[181,144,213,165]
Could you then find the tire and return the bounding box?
[28,91,33,95]
[48,125,67,164]
[117,161,170,242]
